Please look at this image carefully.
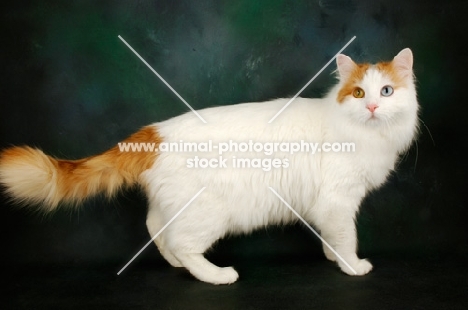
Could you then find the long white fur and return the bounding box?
[141,49,418,284]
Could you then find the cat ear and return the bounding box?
[336,54,357,80]
[393,48,413,78]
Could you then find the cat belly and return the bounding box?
[142,151,322,234]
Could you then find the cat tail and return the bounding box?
[0,126,160,212]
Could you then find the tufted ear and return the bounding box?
[336,54,357,80]
[393,48,413,78]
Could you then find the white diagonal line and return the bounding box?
[268,186,357,275]
[117,187,206,275]
[118,35,207,124]
[268,36,356,123]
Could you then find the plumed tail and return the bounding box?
[0,126,160,211]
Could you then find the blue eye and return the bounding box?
[381,85,394,97]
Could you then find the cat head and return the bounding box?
[333,48,418,130]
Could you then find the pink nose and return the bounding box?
[367,103,378,113]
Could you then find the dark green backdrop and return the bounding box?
[1,0,468,309]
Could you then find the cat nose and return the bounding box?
[366,103,378,113]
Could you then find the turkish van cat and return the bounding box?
[0,48,418,284]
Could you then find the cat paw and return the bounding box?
[323,247,337,262]
[340,258,373,276]
[212,267,239,285]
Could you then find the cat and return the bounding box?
[0,48,418,285]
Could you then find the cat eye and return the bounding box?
[381,85,394,97]
[353,87,365,98]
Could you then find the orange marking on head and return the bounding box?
[375,61,407,89]
[337,60,409,103]
[337,63,370,103]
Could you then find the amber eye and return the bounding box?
[353,87,365,98]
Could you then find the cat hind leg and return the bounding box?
[173,252,239,285]
[146,211,183,268]
[165,208,239,284]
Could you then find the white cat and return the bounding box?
[0,48,418,285]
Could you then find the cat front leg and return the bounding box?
[321,216,372,275]
[322,240,337,262]
[312,193,373,276]
[319,218,373,276]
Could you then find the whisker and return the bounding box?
[418,117,435,146]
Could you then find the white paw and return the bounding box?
[340,259,373,276]
[323,247,337,262]
[213,267,239,285]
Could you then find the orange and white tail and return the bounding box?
[0,126,160,211]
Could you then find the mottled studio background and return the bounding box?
[1,0,467,283]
